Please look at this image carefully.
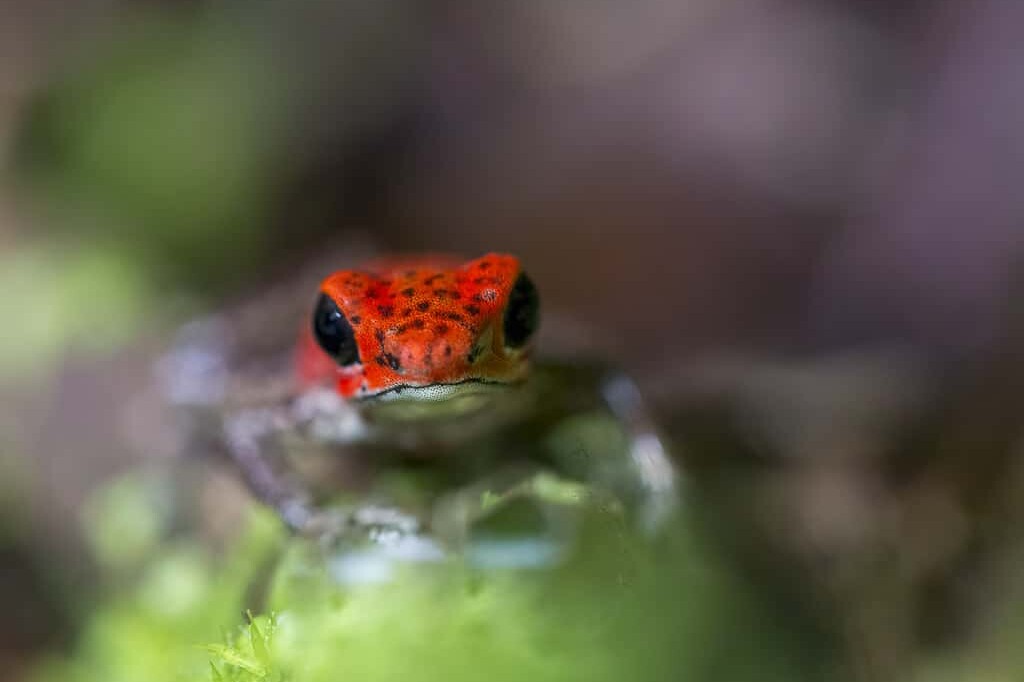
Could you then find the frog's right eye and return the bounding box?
[313,293,359,366]
[502,272,540,349]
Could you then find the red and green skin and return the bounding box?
[296,253,532,401]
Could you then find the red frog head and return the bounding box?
[297,253,540,402]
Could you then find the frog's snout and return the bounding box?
[380,325,490,382]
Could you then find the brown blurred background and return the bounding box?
[3,0,1024,680]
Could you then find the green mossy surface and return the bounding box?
[32,476,825,682]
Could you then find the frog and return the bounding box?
[160,250,678,557]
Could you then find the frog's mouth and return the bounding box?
[359,378,512,401]
[355,378,521,420]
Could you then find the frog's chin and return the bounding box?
[356,379,519,420]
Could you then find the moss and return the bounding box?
[31,474,827,682]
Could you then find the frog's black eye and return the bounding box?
[313,293,359,366]
[503,272,540,349]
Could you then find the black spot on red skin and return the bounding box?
[374,354,388,367]
[416,301,431,312]
[401,287,415,298]
[444,345,452,357]
[350,315,361,325]
[463,304,481,316]
[478,261,491,270]
[401,307,414,317]
[375,330,385,343]
[396,314,429,334]
[473,277,486,284]
[377,305,395,318]
[434,324,449,335]
[383,353,402,372]
[424,274,442,285]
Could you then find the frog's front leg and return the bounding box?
[599,371,681,532]
[223,404,321,532]
[428,370,679,560]
[223,387,413,540]
[598,368,679,528]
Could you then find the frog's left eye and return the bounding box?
[502,272,540,349]
[313,293,359,366]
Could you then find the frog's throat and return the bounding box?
[353,377,518,404]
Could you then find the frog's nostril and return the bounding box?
[466,325,499,367]
[467,344,485,365]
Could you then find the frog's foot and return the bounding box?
[430,467,618,569]
[293,503,423,548]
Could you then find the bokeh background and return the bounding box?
[3,1,1024,680]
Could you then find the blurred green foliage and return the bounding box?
[14,9,285,293]
[31,478,282,682]
[0,243,152,380]
[31,475,829,682]
[3,9,292,381]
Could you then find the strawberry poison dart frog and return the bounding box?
[163,252,678,548]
